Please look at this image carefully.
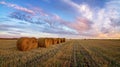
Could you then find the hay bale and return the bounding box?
[38,38,45,47]
[59,38,66,43]
[59,38,61,43]
[46,38,53,46]
[61,38,63,43]
[63,38,66,42]
[38,38,53,48]
[60,38,63,43]
[58,38,61,44]
[53,38,58,44]
[61,38,65,43]
[50,38,54,45]
[17,37,30,51]
[17,37,38,51]
[30,37,38,49]
[56,38,60,44]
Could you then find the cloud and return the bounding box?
[8,7,67,27]
[0,24,25,38]
[0,24,26,32]
[0,1,34,14]
[62,0,120,38]
[67,17,92,32]
[1,0,120,38]
[41,27,75,35]
[8,5,94,36]
[7,31,21,35]
[0,18,11,22]
[32,7,49,16]
[63,0,93,20]
[8,10,77,35]
[110,18,120,27]
[0,34,20,38]
[8,6,60,26]
[93,0,120,35]
[9,11,45,25]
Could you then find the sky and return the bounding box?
[0,0,120,39]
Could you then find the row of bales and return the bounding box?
[17,37,66,51]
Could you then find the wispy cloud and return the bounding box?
[63,0,93,20]
[67,17,92,32]
[8,10,77,35]
[0,1,34,14]
[62,0,120,38]
[1,0,120,38]
[9,12,41,24]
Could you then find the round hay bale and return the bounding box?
[58,38,61,44]
[45,38,53,46]
[30,37,38,49]
[53,38,58,44]
[38,38,45,47]
[17,37,30,51]
[38,38,50,48]
[56,38,60,44]
[61,38,63,43]
[63,38,66,42]
[51,38,54,45]
[61,38,65,43]
[49,38,54,45]
[60,38,62,43]
[45,38,50,47]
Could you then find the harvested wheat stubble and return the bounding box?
[38,38,53,48]
[17,37,38,51]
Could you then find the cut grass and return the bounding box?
[0,39,120,67]
[79,39,120,67]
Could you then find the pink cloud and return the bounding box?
[0,1,34,14]
[32,7,48,16]
[67,17,92,32]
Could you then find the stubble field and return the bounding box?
[0,39,120,67]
